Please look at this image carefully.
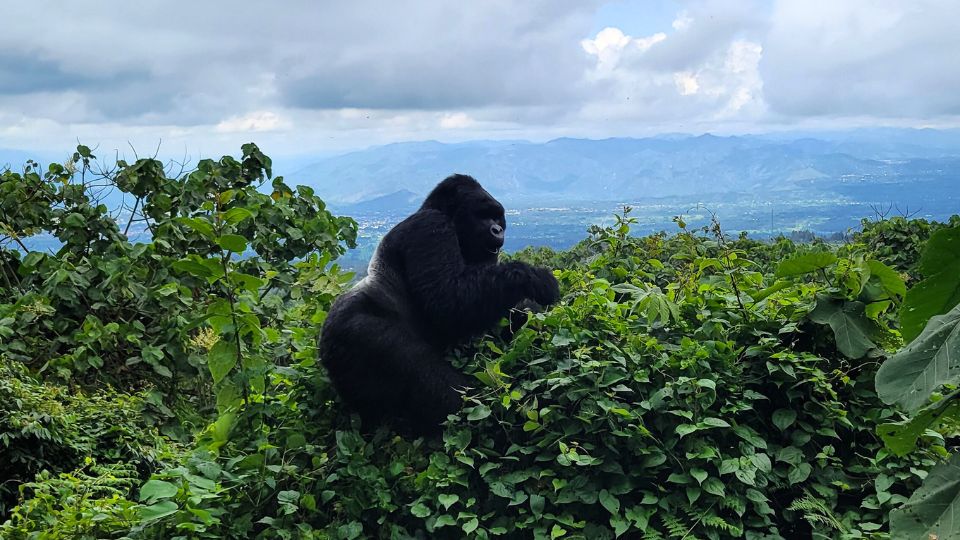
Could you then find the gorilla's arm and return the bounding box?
[400,210,557,341]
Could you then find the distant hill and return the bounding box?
[337,189,420,214]
[285,129,960,206]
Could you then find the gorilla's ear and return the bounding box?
[421,174,481,214]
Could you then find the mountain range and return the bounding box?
[282,128,960,210]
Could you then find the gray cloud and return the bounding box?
[277,1,596,110]
[632,0,768,73]
[0,53,147,97]
[0,1,599,124]
[761,0,960,119]
[0,0,958,155]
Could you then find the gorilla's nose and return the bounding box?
[490,223,504,239]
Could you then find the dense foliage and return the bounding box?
[1,146,958,539]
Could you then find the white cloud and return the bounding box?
[582,27,666,76]
[673,72,699,95]
[672,11,692,31]
[439,112,475,129]
[576,9,766,127]
[214,111,289,133]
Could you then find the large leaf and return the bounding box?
[808,296,879,359]
[900,226,960,342]
[865,260,906,299]
[877,390,956,456]
[890,453,960,540]
[222,207,254,225]
[208,340,238,385]
[877,303,960,411]
[175,216,215,239]
[139,479,178,503]
[775,252,838,278]
[139,500,179,522]
[217,234,248,253]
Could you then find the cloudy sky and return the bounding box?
[1,0,958,159]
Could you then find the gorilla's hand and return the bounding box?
[501,262,560,307]
[527,266,560,306]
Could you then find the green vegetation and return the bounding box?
[1,146,959,539]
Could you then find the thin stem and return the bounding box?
[123,197,141,236]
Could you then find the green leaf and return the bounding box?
[139,480,178,502]
[890,453,960,540]
[775,252,838,278]
[63,212,86,228]
[530,494,545,517]
[735,468,756,486]
[808,295,879,359]
[216,382,241,413]
[700,417,730,428]
[462,518,479,534]
[745,488,767,503]
[278,490,300,505]
[719,458,740,475]
[172,258,214,278]
[703,477,725,497]
[209,412,235,448]
[772,409,797,431]
[751,453,772,473]
[877,303,960,411]
[467,405,491,421]
[599,489,620,514]
[152,363,172,378]
[900,226,960,342]
[878,391,959,456]
[751,280,792,303]
[222,207,254,225]
[411,502,431,518]
[139,500,179,522]
[776,447,804,465]
[434,514,456,528]
[208,340,238,385]
[676,424,698,437]
[611,515,630,537]
[866,260,907,299]
[788,463,812,485]
[732,425,767,449]
[438,493,459,510]
[21,251,44,268]
[229,272,266,293]
[175,217,215,238]
[217,234,248,253]
[338,522,362,540]
[690,468,708,484]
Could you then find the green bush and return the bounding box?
[0,148,952,539]
[0,362,165,516]
[854,215,960,283]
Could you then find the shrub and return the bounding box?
[0,147,949,539]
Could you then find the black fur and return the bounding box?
[319,175,560,436]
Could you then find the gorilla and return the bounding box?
[319,174,560,436]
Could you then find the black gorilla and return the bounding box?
[319,174,560,436]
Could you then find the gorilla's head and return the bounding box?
[422,174,506,265]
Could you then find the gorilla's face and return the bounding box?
[456,191,506,265]
[421,174,507,265]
